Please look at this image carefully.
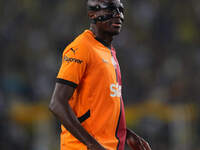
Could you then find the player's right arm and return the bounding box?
[49,82,106,150]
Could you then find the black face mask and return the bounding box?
[88,2,124,24]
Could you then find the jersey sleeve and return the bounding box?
[56,45,88,88]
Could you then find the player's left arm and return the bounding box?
[126,128,152,150]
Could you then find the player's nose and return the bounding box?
[113,8,124,22]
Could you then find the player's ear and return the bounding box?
[88,11,97,19]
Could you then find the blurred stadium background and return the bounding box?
[1,0,200,150]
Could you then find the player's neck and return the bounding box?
[90,26,113,48]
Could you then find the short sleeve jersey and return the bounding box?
[57,30,126,150]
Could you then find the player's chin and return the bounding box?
[109,28,121,36]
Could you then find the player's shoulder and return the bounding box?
[63,30,92,55]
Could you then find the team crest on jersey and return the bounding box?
[102,58,109,64]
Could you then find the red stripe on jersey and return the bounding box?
[111,47,127,150]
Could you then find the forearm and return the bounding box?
[49,99,102,149]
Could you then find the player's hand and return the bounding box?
[126,129,151,150]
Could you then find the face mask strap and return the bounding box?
[91,14,113,24]
[88,2,124,24]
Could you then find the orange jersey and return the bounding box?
[57,30,126,150]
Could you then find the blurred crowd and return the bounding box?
[0,0,200,150]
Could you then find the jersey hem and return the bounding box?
[56,78,78,88]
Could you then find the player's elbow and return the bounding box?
[49,98,57,114]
